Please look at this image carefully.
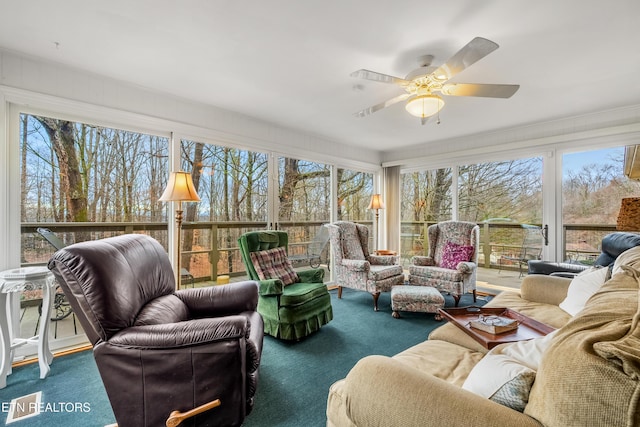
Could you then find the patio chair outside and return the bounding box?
[499,224,543,277]
[287,224,330,269]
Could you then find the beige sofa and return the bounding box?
[327,260,640,426]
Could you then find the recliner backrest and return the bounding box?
[595,232,640,266]
[48,234,177,344]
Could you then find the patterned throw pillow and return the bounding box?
[440,241,474,270]
[250,246,300,285]
[462,330,557,412]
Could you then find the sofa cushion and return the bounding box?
[250,246,300,285]
[558,266,608,316]
[525,268,640,426]
[279,281,329,307]
[408,265,465,282]
[393,339,484,387]
[440,241,474,270]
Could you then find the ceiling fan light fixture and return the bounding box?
[405,94,444,118]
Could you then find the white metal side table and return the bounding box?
[0,266,55,388]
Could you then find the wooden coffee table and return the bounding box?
[438,306,555,349]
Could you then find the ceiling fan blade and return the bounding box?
[353,93,410,117]
[350,69,411,85]
[440,83,520,98]
[429,37,499,82]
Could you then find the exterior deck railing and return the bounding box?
[21,220,617,281]
[21,220,338,283]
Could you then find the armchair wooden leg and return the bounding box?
[452,294,461,307]
[372,292,380,311]
[166,399,221,427]
[473,289,477,302]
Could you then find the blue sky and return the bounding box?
[562,147,623,178]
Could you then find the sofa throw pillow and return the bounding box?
[250,246,300,285]
[462,330,557,412]
[559,266,609,316]
[462,353,535,412]
[440,241,474,270]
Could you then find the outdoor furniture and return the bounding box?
[238,230,333,340]
[408,220,479,307]
[498,224,543,277]
[390,285,445,319]
[326,221,404,311]
[48,234,264,427]
[287,224,330,269]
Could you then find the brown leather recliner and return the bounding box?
[47,234,263,427]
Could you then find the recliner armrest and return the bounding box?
[108,316,250,348]
[177,281,259,316]
[527,260,588,275]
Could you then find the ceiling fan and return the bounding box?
[350,37,520,124]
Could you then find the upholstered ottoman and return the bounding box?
[391,285,445,319]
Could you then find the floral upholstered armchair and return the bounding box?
[408,220,480,306]
[326,221,405,311]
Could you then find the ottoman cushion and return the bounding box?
[391,285,445,314]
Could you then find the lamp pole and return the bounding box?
[368,194,385,251]
[159,171,201,290]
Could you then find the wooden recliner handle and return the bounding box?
[165,399,222,427]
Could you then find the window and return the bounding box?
[21,113,169,264]
[337,168,373,222]
[180,140,268,278]
[562,147,640,263]
[400,168,452,263]
[277,156,331,263]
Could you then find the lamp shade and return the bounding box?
[159,171,201,202]
[368,194,385,210]
[617,197,640,231]
[405,94,444,118]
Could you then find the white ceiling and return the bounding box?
[1,0,639,153]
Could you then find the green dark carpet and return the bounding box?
[0,288,487,426]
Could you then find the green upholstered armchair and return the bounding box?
[238,230,333,340]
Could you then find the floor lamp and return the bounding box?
[159,171,201,289]
[368,194,385,251]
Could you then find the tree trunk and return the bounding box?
[38,119,88,222]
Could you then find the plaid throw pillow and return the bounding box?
[250,246,300,285]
